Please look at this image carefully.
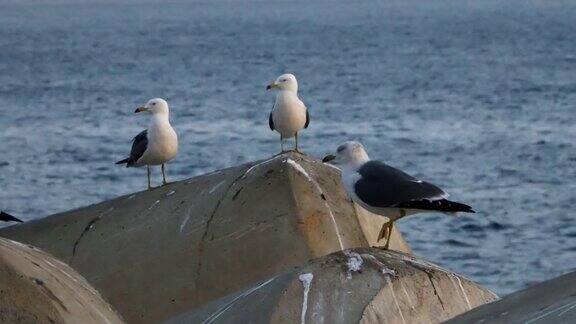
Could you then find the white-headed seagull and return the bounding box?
[323,141,474,249]
[116,98,178,190]
[267,73,310,153]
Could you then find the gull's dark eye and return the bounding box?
[152,102,156,106]
[337,145,346,153]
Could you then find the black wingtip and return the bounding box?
[460,203,476,213]
[395,199,476,214]
[116,158,129,165]
[453,202,476,214]
[0,211,24,223]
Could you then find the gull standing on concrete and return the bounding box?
[116,98,178,190]
[267,73,310,153]
[323,141,474,249]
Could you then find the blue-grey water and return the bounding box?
[1,0,575,296]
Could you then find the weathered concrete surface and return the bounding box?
[0,153,409,323]
[166,248,497,324]
[0,237,124,324]
[446,271,576,324]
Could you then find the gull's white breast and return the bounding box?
[138,119,178,166]
[272,92,307,138]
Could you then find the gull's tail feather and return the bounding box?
[0,211,24,223]
[395,199,475,214]
[116,158,129,165]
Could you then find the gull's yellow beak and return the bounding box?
[134,106,148,113]
[266,83,278,90]
[322,154,336,163]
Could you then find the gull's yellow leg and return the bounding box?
[162,164,168,185]
[295,132,299,152]
[383,222,394,249]
[378,221,395,250]
[147,165,152,190]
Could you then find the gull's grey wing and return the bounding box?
[116,130,148,167]
[269,111,274,130]
[354,160,447,208]
[127,130,148,167]
[269,101,276,131]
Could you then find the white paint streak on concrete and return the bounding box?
[286,159,314,182]
[557,302,576,317]
[455,276,472,310]
[43,259,84,288]
[286,158,345,250]
[179,215,192,233]
[399,280,415,310]
[387,253,449,274]
[488,289,500,300]
[361,254,396,277]
[385,275,406,324]
[322,162,342,172]
[148,200,160,210]
[241,155,283,179]
[298,273,314,324]
[202,277,276,324]
[325,208,345,250]
[204,170,223,177]
[186,170,223,185]
[525,301,576,324]
[208,180,227,194]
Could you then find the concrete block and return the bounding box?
[166,247,497,324]
[0,153,413,322]
[447,271,576,324]
[0,237,123,324]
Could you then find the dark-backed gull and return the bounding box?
[323,141,474,249]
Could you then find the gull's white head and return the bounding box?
[266,73,298,93]
[135,98,169,115]
[323,141,371,170]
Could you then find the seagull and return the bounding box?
[116,98,178,190]
[0,211,23,223]
[266,73,310,153]
[323,141,474,249]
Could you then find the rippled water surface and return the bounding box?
[1,0,575,295]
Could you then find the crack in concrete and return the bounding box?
[194,154,290,297]
[425,272,446,310]
[193,158,281,296]
[70,215,102,264]
[69,205,117,264]
[194,180,239,286]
